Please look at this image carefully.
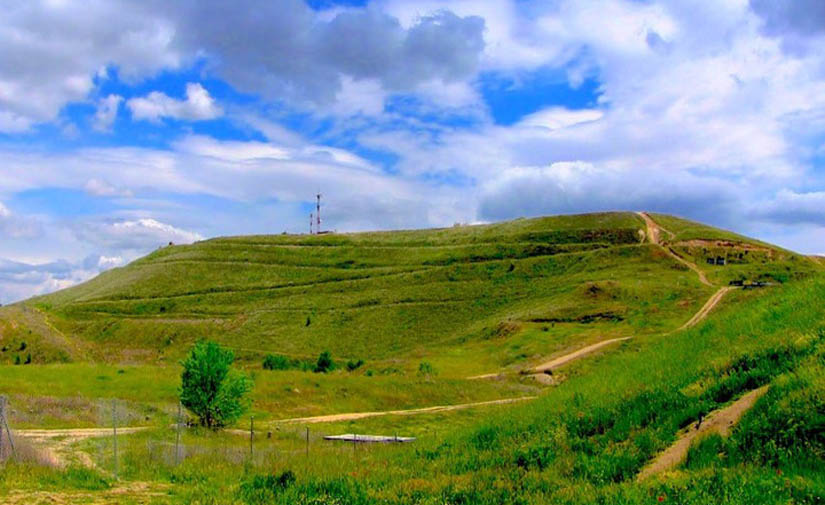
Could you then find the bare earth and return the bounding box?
[531,337,632,374]
[678,287,732,331]
[14,427,150,467]
[636,212,712,287]
[637,385,769,480]
[271,396,536,424]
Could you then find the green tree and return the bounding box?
[180,341,252,428]
[314,351,335,373]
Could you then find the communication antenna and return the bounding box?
[309,213,313,235]
[316,192,322,234]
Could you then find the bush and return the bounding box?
[418,361,436,376]
[346,359,364,371]
[240,470,296,504]
[180,340,252,428]
[263,354,291,371]
[314,351,335,373]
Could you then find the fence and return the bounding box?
[0,396,421,479]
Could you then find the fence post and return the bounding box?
[112,399,118,480]
[0,396,14,459]
[175,402,182,466]
[249,416,254,460]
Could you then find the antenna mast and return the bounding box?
[309,213,313,235]
[316,192,321,234]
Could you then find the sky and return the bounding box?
[1,0,825,303]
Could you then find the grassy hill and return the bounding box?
[1,211,823,504]
[5,211,812,368]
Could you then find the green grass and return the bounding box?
[2,211,823,503]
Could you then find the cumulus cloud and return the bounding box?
[127,83,222,122]
[0,255,126,305]
[750,189,825,226]
[75,218,203,251]
[0,202,42,239]
[84,178,133,198]
[92,94,123,132]
[166,1,485,107]
[750,0,825,37]
[0,0,180,132]
[479,162,740,226]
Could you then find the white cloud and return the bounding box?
[0,202,42,239]
[750,189,825,226]
[92,94,123,132]
[127,83,222,122]
[75,218,203,251]
[0,0,180,132]
[84,178,133,198]
[518,108,603,131]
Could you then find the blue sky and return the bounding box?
[1,0,825,303]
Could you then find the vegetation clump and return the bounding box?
[314,351,335,373]
[180,340,252,428]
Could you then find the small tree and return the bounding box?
[180,341,252,429]
[314,351,335,373]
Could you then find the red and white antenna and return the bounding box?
[316,191,321,234]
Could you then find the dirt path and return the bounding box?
[15,427,150,467]
[637,212,712,287]
[637,211,675,246]
[531,337,632,374]
[637,385,769,481]
[678,287,732,331]
[270,397,536,425]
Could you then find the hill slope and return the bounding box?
[0,212,817,369]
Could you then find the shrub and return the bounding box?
[180,340,252,428]
[263,354,291,371]
[418,361,436,376]
[346,359,365,371]
[314,351,335,373]
[240,470,296,504]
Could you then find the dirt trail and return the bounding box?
[469,283,731,382]
[15,427,150,468]
[678,287,732,331]
[637,385,768,481]
[531,337,632,374]
[637,212,712,287]
[270,397,536,425]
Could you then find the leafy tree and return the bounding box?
[180,341,252,428]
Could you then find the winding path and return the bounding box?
[637,212,712,286]
[637,385,769,480]
[269,396,536,425]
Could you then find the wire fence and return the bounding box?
[0,395,419,478]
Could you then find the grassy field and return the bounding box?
[0,211,822,504]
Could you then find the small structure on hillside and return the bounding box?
[707,256,726,266]
[323,434,415,444]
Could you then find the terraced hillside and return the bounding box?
[0,212,817,371]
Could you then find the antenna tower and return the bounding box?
[316,192,321,234]
[310,213,313,235]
